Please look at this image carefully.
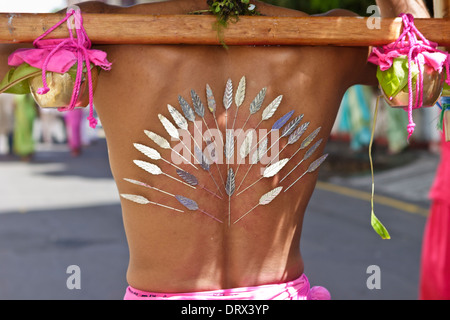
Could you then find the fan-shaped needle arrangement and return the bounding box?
[120,76,327,226]
[122,178,222,223]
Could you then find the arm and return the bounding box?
[375,0,430,18]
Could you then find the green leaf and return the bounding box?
[0,63,42,95]
[371,210,391,239]
[443,83,450,97]
[67,62,95,81]
[376,56,419,98]
[443,73,450,96]
[0,68,15,92]
[206,0,260,47]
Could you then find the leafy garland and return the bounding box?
[191,1,260,47]
[206,0,259,27]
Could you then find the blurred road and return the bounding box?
[0,137,437,300]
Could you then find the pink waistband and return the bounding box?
[123,274,330,300]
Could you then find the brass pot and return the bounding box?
[381,64,444,108]
[29,67,98,108]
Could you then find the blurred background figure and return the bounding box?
[80,106,100,147]
[335,85,373,151]
[64,108,83,157]
[0,93,15,156]
[37,108,66,147]
[13,94,37,161]
[419,96,450,300]
[418,0,450,300]
[332,85,410,155]
[384,105,409,154]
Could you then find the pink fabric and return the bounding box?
[367,14,448,73]
[419,131,450,300]
[367,42,448,73]
[429,133,450,203]
[420,199,450,299]
[8,39,111,74]
[123,274,330,300]
[64,108,83,151]
[367,44,404,71]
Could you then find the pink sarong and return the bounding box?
[419,131,450,299]
[123,274,330,300]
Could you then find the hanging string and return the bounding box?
[398,14,432,139]
[368,95,391,239]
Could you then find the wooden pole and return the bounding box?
[1,13,450,46]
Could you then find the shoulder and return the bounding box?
[255,3,359,18]
[77,1,310,16]
[76,1,360,18]
[76,0,205,15]
[314,9,359,17]
[252,1,308,17]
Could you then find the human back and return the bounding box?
[85,0,376,293]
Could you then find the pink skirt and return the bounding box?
[123,274,330,300]
[419,199,450,299]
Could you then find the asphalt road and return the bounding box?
[0,137,434,300]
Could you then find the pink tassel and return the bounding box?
[309,286,331,300]
[88,115,98,129]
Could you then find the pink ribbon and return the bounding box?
[8,7,112,128]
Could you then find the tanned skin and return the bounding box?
[0,0,430,293]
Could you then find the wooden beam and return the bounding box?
[0,13,450,46]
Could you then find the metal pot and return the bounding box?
[29,67,98,108]
[381,64,444,108]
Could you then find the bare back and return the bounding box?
[7,0,376,292]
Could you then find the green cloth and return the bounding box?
[338,85,372,150]
[13,94,37,156]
